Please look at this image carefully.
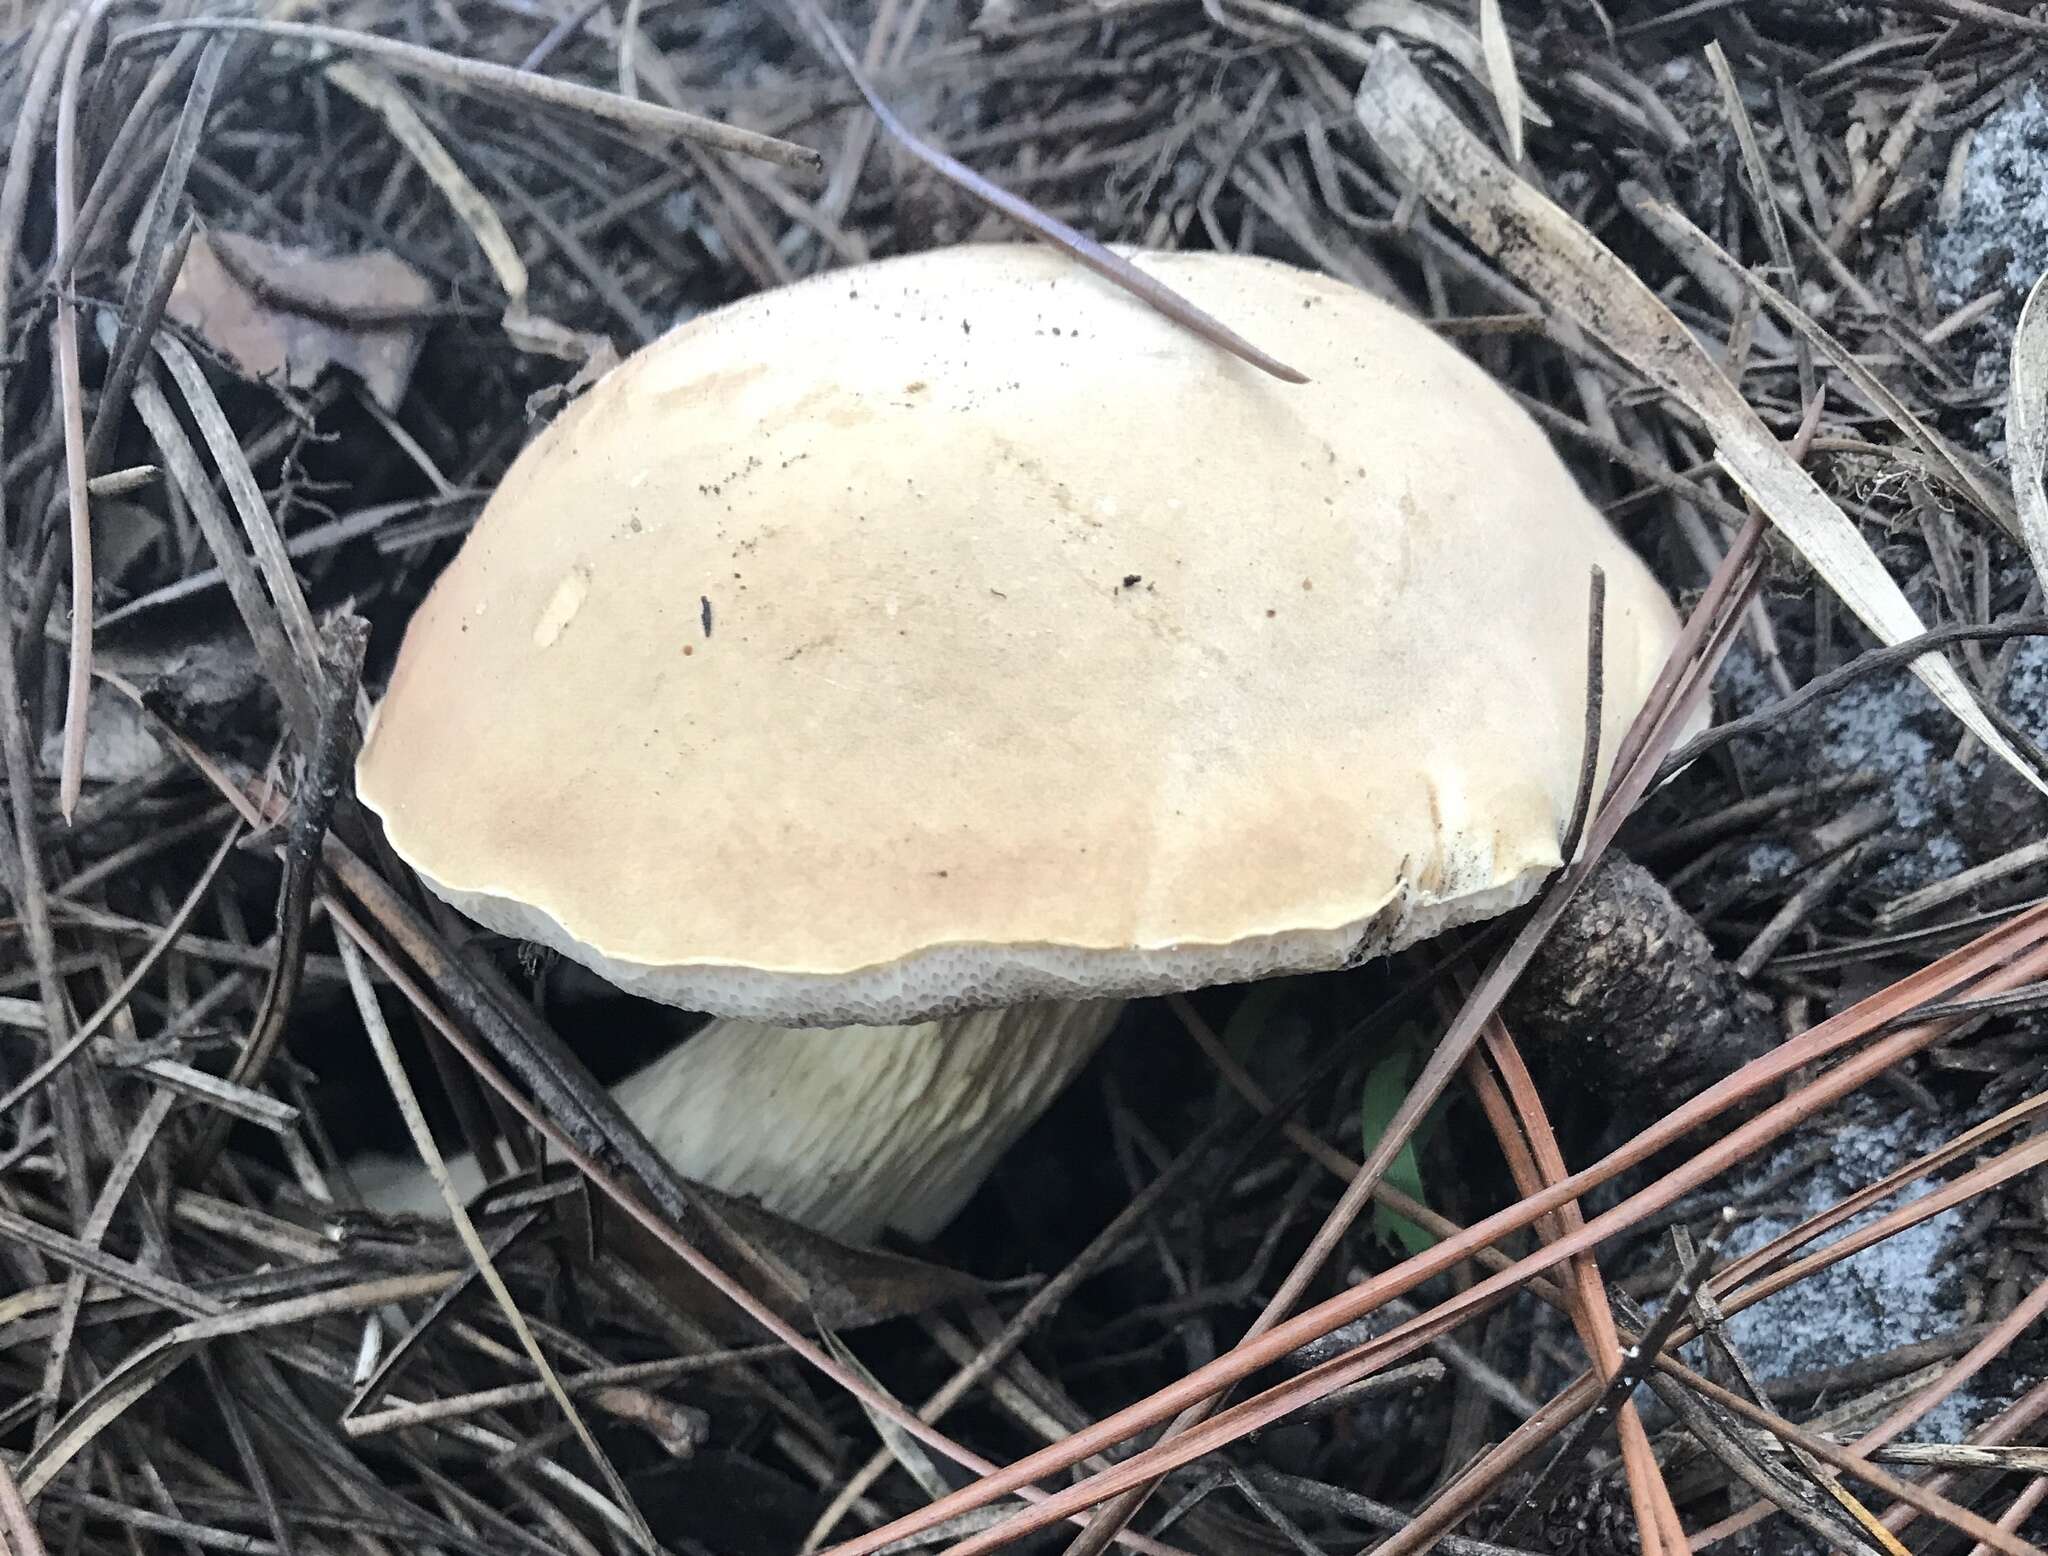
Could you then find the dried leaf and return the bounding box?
[166,230,431,410]
[2008,270,2048,591]
[1354,40,2047,799]
[37,685,163,785]
[1477,0,1523,163]
[324,59,599,362]
[606,1177,983,1340]
[90,497,167,583]
[326,60,523,299]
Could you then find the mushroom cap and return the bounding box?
[356,244,1684,1026]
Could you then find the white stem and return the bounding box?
[352,998,1123,1243]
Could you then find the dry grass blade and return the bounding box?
[321,59,567,360]
[49,2,113,822]
[2009,271,2048,592]
[1347,2,1550,128]
[1352,38,2048,799]
[153,335,324,684]
[129,368,319,743]
[336,934,659,1555]
[1702,40,1811,404]
[1761,1443,2048,1473]
[113,17,820,171]
[1655,616,2048,786]
[82,35,226,469]
[0,1205,216,1317]
[820,1329,955,1503]
[1475,0,1522,164]
[15,1272,460,1497]
[1879,836,2048,927]
[342,1346,783,1438]
[49,29,202,288]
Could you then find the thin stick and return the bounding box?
[183,619,367,1183]
[800,3,1307,386]
[0,815,243,1118]
[1490,1214,1731,1542]
[1557,567,1606,863]
[112,17,821,171]
[1464,1018,1685,1555]
[0,1458,48,1556]
[1656,616,2048,785]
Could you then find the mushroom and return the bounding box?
[352,1002,1120,1241]
[352,243,1685,1244]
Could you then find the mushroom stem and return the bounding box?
[354,998,1123,1243]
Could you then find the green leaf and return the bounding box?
[1360,1045,1437,1257]
[1219,979,1296,1065]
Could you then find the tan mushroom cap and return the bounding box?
[356,244,1684,1027]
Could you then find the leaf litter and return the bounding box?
[4,5,2048,1556]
